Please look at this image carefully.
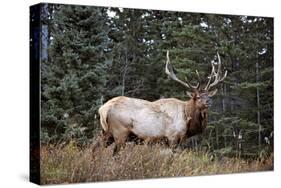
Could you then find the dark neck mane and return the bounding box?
[185,99,207,138]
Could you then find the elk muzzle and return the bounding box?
[201,95,213,108]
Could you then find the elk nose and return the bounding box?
[206,98,213,107]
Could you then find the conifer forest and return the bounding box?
[35,3,273,184]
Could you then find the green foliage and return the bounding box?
[41,5,110,144]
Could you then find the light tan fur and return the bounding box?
[98,96,200,152]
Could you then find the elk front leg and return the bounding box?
[167,136,180,149]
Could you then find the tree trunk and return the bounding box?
[222,84,227,147]
[215,117,219,149]
[256,61,261,150]
[121,49,129,96]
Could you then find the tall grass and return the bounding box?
[40,142,273,185]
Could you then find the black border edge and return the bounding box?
[30,3,42,185]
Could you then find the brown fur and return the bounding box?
[185,96,208,138]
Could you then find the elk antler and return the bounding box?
[165,50,199,90]
[204,52,228,90]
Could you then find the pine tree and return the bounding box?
[41,5,110,143]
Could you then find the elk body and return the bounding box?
[98,51,227,152]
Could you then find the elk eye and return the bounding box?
[196,96,200,99]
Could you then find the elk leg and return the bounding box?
[112,127,130,155]
[113,143,121,155]
[168,138,179,147]
[167,136,181,153]
[102,131,114,147]
[178,134,187,149]
[113,136,127,155]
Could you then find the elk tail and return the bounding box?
[98,106,109,132]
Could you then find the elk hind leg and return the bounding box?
[112,129,130,155]
[102,131,114,147]
[113,136,127,155]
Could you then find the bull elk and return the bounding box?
[98,50,227,153]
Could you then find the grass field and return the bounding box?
[40,142,273,185]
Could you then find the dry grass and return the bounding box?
[40,142,273,185]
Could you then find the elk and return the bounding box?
[97,50,227,152]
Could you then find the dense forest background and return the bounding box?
[39,3,273,158]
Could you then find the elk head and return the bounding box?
[165,50,227,110]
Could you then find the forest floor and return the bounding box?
[40,142,273,185]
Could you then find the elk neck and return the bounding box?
[184,98,207,137]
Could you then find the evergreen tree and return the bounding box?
[41,5,110,143]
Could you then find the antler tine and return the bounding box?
[195,70,201,87]
[204,61,216,90]
[206,52,228,90]
[165,50,198,90]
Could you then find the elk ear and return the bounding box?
[208,89,218,97]
[186,91,193,98]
